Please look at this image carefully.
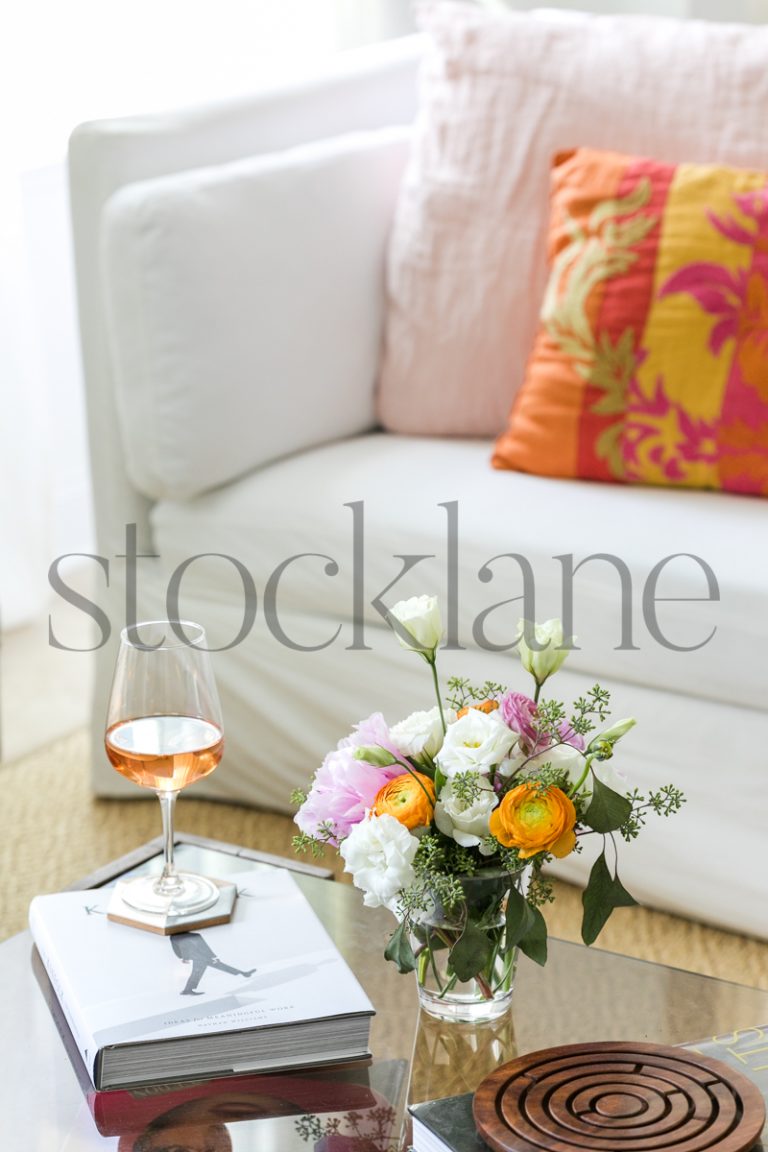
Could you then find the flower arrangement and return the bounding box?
[293,596,684,1009]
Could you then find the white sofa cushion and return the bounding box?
[150,434,768,713]
[378,3,768,438]
[101,126,412,500]
[148,437,768,937]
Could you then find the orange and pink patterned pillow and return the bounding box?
[492,147,768,495]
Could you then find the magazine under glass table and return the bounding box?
[5,835,768,1150]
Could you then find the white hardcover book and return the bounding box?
[29,867,374,1090]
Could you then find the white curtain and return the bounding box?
[0,176,53,629]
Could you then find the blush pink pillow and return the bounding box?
[377,2,768,437]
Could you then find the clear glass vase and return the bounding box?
[410,868,526,1023]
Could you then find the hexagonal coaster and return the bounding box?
[107,877,237,935]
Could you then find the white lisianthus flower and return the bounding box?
[339,813,418,910]
[507,741,588,787]
[590,758,629,799]
[434,774,499,852]
[517,618,573,686]
[511,742,627,805]
[390,706,455,764]
[436,711,517,777]
[388,595,443,659]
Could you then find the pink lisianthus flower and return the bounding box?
[499,692,543,754]
[559,722,586,751]
[500,690,586,754]
[351,712,404,761]
[294,713,403,845]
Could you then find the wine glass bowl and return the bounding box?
[105,714,224,793]
[105,620,224,917]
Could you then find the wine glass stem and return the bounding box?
[155,790,184,896]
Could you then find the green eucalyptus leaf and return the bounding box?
[449,919,494,982]
[384,919,416,974]
[505,885,548,966]
[581,851,637,945]
[584,774,633,833]
[517,904,548,967]
[505,885,536,944]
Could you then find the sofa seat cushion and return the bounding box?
[151,433,767,712]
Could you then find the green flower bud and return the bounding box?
[517,618,573,685]
[598,718,637,744]
[354,745,398,767]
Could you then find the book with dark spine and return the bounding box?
[30,867,374,1090]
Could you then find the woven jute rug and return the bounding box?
[1,728,766,990]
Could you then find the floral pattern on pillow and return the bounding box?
[492,148,768,495]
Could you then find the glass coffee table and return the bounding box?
[5,836,768,1149]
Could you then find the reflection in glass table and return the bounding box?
[7,836,768,1150]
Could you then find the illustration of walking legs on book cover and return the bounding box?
[171,932,256,996]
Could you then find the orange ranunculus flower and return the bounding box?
[489,782,576,860]
[456,699,500,719]
[373,771,436,830]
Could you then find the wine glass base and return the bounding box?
[108,876,238,935]
[119,872,221,916]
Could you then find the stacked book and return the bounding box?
[30,866,375,1091]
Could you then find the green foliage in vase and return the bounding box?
[293,598,685,995]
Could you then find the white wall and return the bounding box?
[21,163,94,568]
[0,174,52,628]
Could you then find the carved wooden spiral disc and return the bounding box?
[473,1041,766,1152]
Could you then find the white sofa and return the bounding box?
[69,19,768,941]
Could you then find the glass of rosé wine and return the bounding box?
[105,620,224,914]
